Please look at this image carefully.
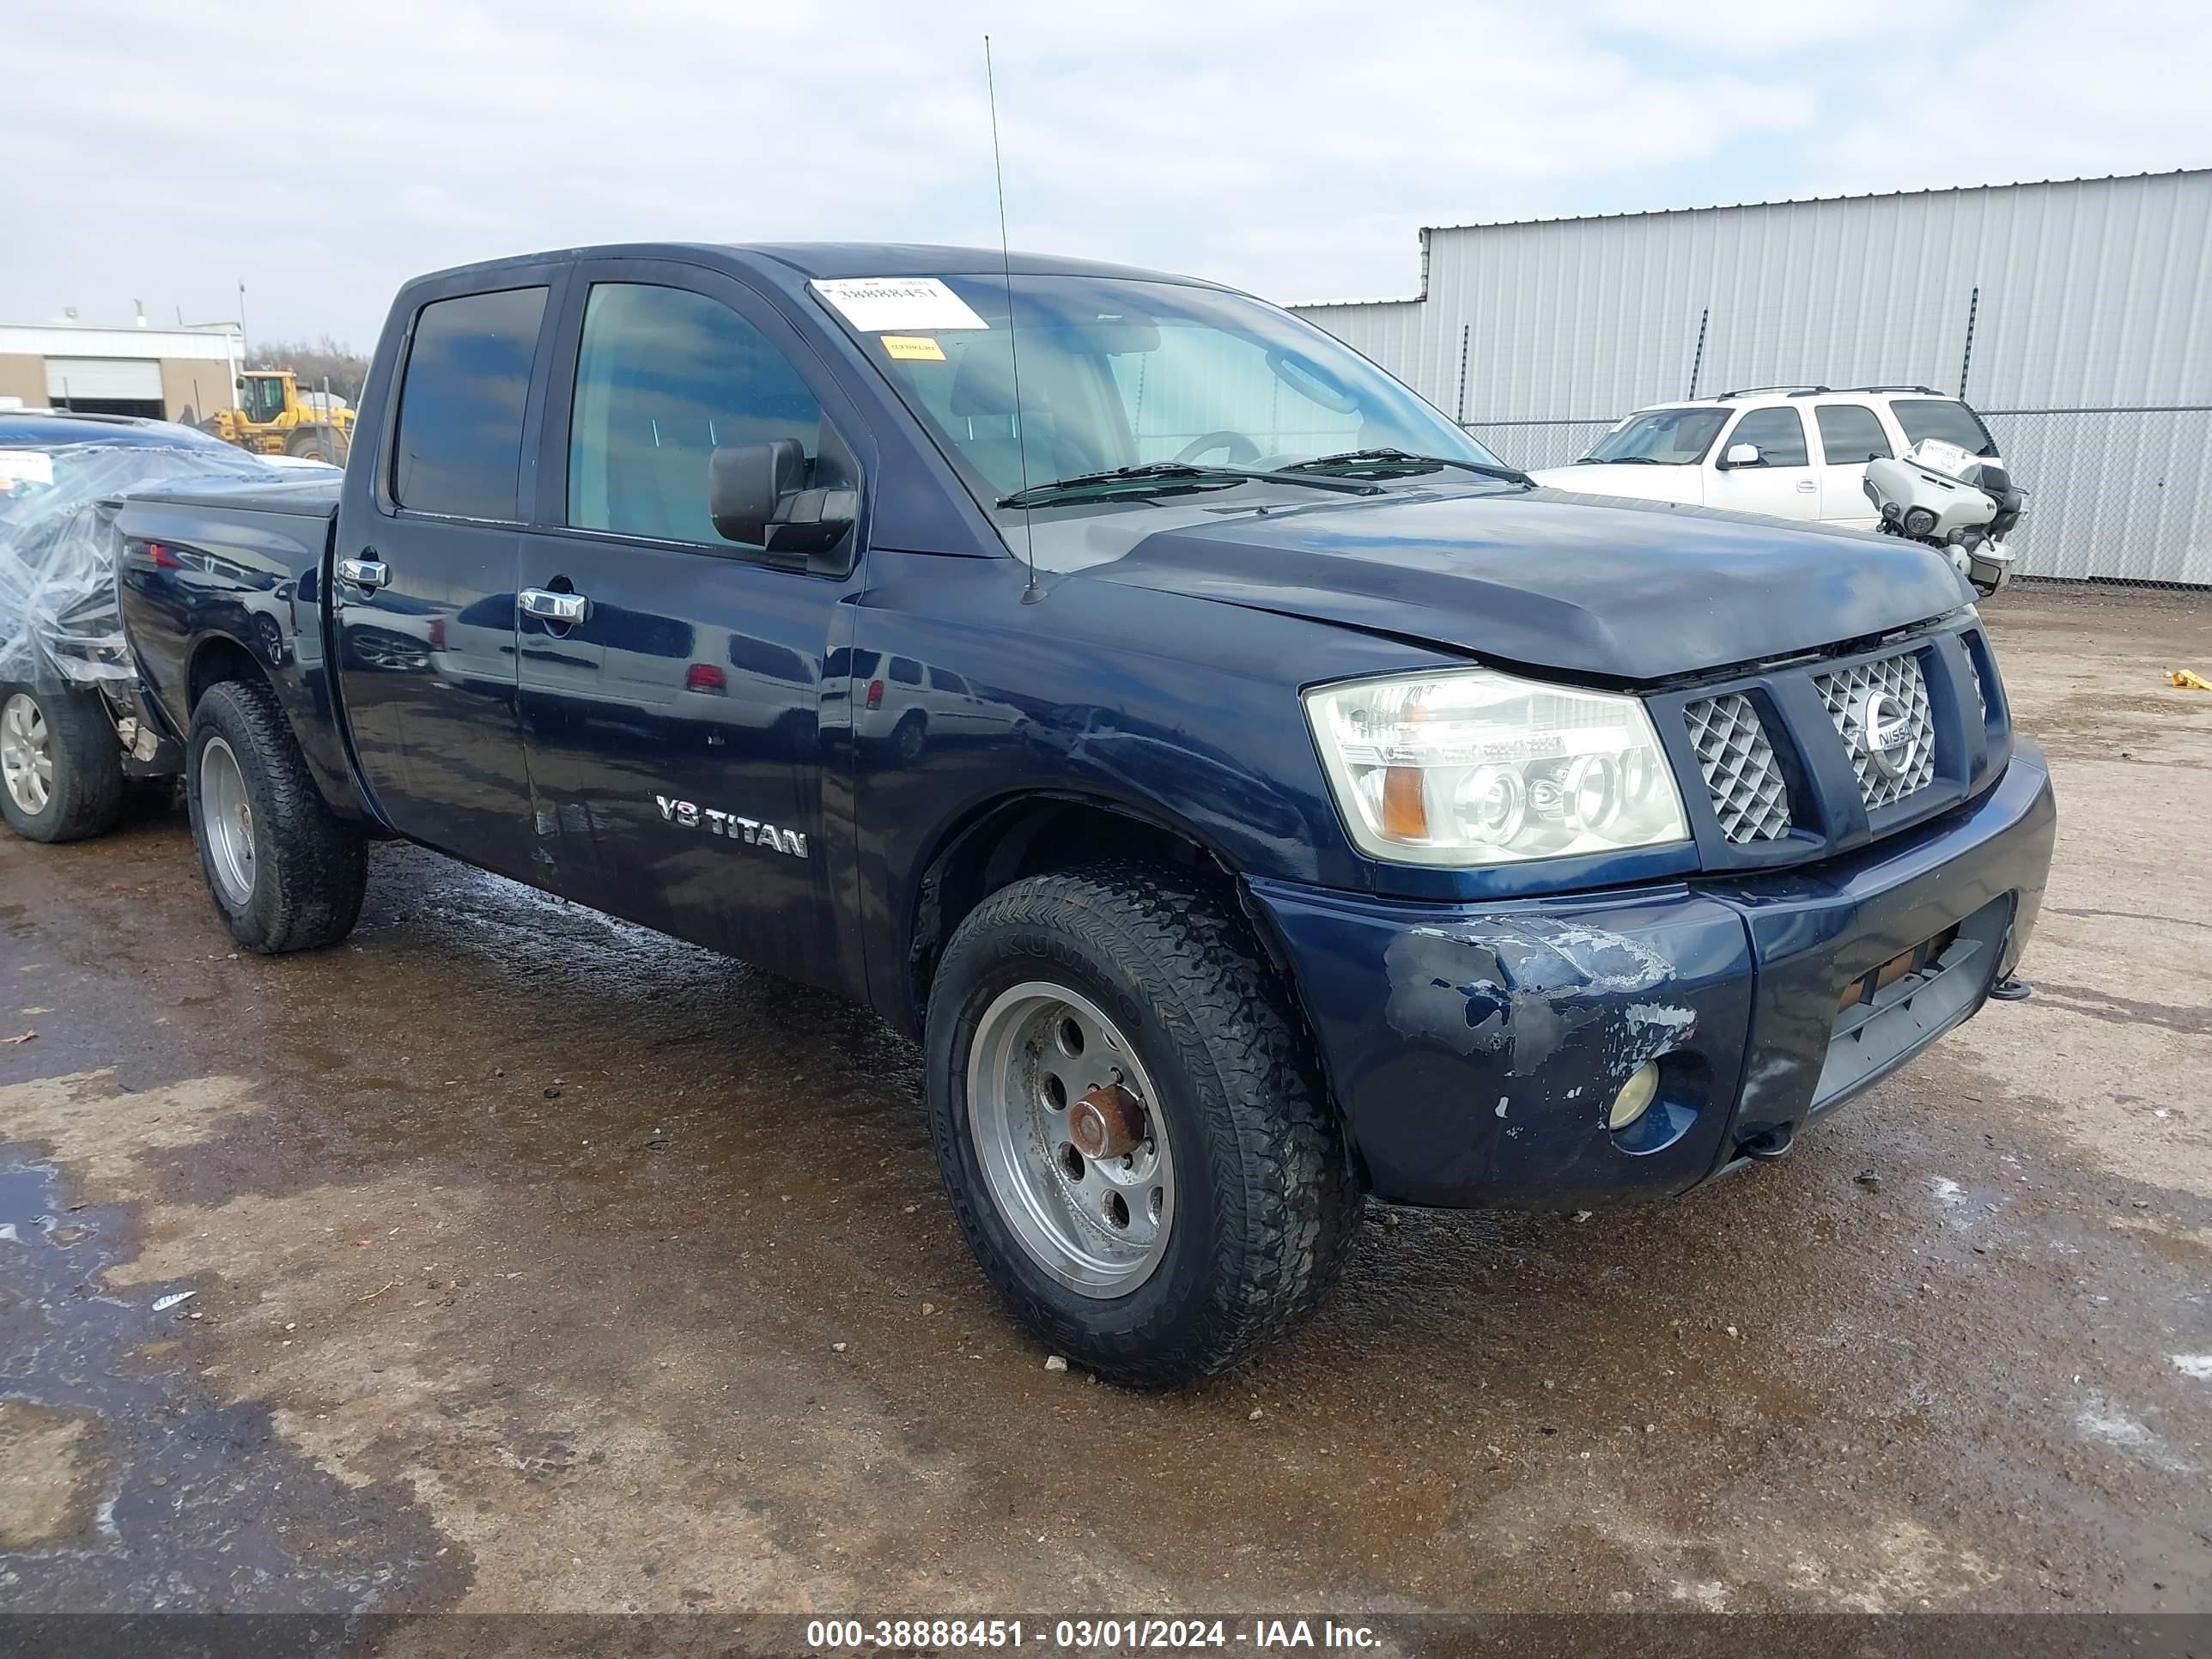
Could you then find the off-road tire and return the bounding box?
[0,682,125,843]
[925,863,1359,1388]
[186,680,366,952]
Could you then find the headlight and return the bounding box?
[1304,667,1689,866]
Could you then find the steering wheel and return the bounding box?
[1173,430,1263,466]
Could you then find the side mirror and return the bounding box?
[1722,441,1760,469]
[708,440,855,557]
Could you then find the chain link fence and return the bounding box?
[1465,408,2212,589]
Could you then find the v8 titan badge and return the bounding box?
[655,793,808,858]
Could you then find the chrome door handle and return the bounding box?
[337,556,389,589]
[520,586,590,625]
[1796,479,1817,493]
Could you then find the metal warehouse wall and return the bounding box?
[1292,172,2212,582]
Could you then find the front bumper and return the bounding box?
[1246,745,2055,1208]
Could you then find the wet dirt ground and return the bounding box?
[2,584,2208,1621]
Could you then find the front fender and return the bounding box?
[848,550,1458,1024]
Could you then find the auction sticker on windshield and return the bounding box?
[0,451,55,489]
[879,336,948,362]
[812,277,990,333]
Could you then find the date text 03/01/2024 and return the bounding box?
[804,1618,1382,1650]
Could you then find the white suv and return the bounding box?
[1528,386,2004,532]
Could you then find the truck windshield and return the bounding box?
[1581,408,1730,465]
[815,273,1500,509]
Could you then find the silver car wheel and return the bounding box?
[198,735,256,906]
[968,981,1176,1298]
[1,692,53,816]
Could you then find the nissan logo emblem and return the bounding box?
[1852,690,1918,781]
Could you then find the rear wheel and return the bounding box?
[186,680,367,952]
[925,864,1359,1388]
[0,684,125,843]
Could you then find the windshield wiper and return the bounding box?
[1577,454,1661,465]
[1281,447,1534,487]
[997,461,1381,509]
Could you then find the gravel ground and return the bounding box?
[1,582,2207,1624]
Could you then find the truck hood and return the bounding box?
[1081,485,1969,684]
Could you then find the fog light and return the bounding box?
[1607,1060,1661,1131]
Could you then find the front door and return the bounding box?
[333,281,555,879]
[1811,402,1894,527]
[514,266,863,989]
[1707,405,1819,522]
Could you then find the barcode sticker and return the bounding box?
[811,277,989,334]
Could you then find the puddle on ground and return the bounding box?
[0,1152,466,1612]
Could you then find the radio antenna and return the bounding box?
[984,35,1042,603]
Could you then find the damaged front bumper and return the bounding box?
[1245,744,2056,1209]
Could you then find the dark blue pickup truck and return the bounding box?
[103,243,2055,1385]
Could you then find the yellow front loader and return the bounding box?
[206,369,355,462]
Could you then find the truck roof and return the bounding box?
[407,241,1233,294]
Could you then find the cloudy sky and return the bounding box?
[6,0,2209,346]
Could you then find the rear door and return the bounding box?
[1811,401,1894,526]
[334,276,561,878]
[514,260,867,988]
[1706,404,1819,521]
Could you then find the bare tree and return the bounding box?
[246,336,371,405]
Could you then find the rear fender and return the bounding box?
[114,495,373,822]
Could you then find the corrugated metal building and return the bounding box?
[1292,171,2212,583]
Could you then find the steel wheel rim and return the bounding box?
[0,693,52,815]
[198,735,256,906]
[968,981,1176,1298]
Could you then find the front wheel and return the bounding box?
[186,680,367,952]
[925,864,1359,1388]
[0,683,125,843]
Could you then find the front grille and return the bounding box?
[1684,693,1792,842]
[1815,651,1936,810]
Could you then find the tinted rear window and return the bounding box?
[597,605,693,658]
[1893,398,1997,458]
[1814,404,1893,465]
[392,286,548,520]
[729,634,810,683]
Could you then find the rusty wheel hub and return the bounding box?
[1069,1080,1147,1161]
[966,983,1176,1297]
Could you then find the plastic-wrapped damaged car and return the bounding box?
[0,410,272,841]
